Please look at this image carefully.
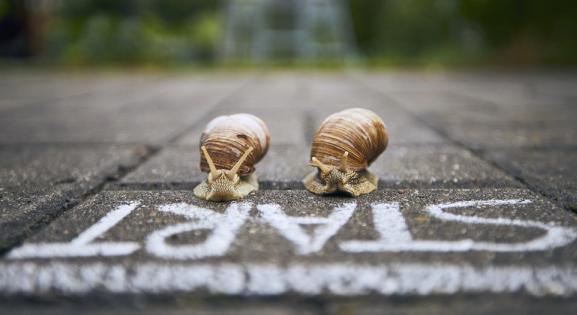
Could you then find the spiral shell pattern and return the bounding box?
[200,113,270,175]
[310,108,388,171]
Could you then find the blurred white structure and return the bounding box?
[221,0,356,62]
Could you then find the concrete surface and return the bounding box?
[1,71,577,314]
[0,144,148,250]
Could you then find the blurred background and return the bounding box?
[1,0,576,69]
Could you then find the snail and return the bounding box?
[303,108,388,197]
[194,113,270,201]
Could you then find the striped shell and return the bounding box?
[199,114,270,176]
[310,108,388,171]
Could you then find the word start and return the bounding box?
[8,199,577,259]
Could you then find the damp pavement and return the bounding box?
[1,72,577,314]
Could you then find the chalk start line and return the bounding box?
[1,262,576,296]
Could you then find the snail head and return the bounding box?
[309,151,357,195]
[201,146,253,201]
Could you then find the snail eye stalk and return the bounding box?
[201,146,218,178]
[309,157,331,174]
[230,146,253,175]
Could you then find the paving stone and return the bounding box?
[178,107,308,146]
[177,76,446,146]
[120,146,202,188]
[383,116,446,146]
[0,76,247,144]
[0,75,153,109]
[306,110,445,146]
[486,148,577,211]
[373,144,518,188]
[387,89,577,125]
[386,91,577,149]
[361,73,577,112]
[439,121,577,149]
[0,119,188,145]
[119,144,310,189]
[305,78,447,145]
[387,91,513,122]
[264,110,309,145]
[354,72,463,93]
[2,188,577,296]
[0,144,148,250]
[451,77,577,111]
[221,74,311,111]
[177,75,310,146]
[120,143,516,190]
[1,78,164,120]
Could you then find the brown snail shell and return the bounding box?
[194,113,270,201]
[304,108,388,197]
[199,113,270,175]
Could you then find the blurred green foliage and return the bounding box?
[37,0,577,67]
[349,0,577,66]
[45,0,221,65]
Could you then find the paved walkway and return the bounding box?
[1,71,577,314]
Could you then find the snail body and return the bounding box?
[194,113,270,201]
[304,108,388,197]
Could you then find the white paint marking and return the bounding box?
[257,203,356,254]
[7,202,140,258]
[372,202,412,243]
[1,262,576,296]
[145,202,251,259]
[7,199,577,260]
[341,199,577,252]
